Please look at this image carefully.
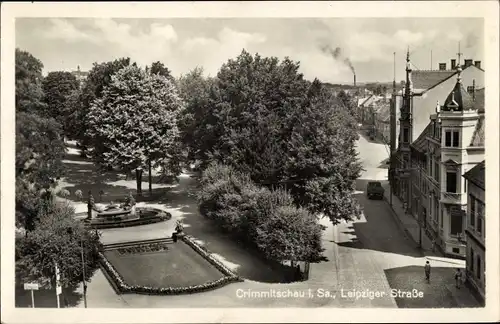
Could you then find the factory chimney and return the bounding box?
[354,74,357,87]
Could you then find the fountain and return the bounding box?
[84,191,170,229]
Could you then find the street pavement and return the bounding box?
[17,135,481,308]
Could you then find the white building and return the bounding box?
[435,66,485,258]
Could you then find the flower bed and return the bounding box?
[117,243,169,255]
[99,239,243,295]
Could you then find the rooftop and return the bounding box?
[441,74,476,112]
[463,160,485,190]
[411,70,456,92]
[469,116,485,147]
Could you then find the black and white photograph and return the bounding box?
[1,2,499,323]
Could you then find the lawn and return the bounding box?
[104,241,226,288]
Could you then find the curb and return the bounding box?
[425,256,465,266]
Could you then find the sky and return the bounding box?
[15,17,484,83]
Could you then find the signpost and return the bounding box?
[55,262,61,308]
[23,282,39,308]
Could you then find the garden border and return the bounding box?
[99,236,243,295]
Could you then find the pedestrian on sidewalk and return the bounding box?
[431,238,436,253]
[424,261,431,283]
[455,268,462,289]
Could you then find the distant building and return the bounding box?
[71,65,89,86]
[463,160,485,302]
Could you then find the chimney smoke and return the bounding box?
[320,44,356,76]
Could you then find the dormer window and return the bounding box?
[444,130,459,147]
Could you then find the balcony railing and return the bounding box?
[440,191,465,204]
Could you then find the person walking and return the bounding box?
[424,261,431,283]
[455,268,462,289]
[431,238,436,253]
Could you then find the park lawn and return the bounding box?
[104,241,226,288]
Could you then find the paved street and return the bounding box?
[16,134,480,308]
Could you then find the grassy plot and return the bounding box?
[103,242,226,288]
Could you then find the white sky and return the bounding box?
[16,17,483,83]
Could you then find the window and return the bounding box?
[467,86,474,94]
[470,195,476,227]
[450,211,463,235]
[434,161,440,182]
[476,256,481,279]
[402,128,409,143]
[470,248,475,272]
[477,202,483,235]
[440,209,444,229]
[444,130,460,147]
[436,123,441,140]
[446,171,457,193]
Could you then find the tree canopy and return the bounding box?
[15,49,67,230]
[195,50,362,224]
[15,48,46,115]
[16,199,102,288]
[72,58,133,149]
[86,64,184,175]
[42,71,80,136]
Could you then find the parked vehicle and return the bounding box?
[366,181,384,199]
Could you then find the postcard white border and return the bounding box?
[2,1,499,323]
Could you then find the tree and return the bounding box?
[177,67,215,165]
[86,65,184,195]
[15,49,66,231]
[42,71,80,137]
[149,61,173,80]
[15,48,46,115]
[75,58,132,154]
[197,50,362,224]
[16,199,102,292]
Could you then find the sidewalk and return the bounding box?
[381,183,481,307]
[381,183,458,260]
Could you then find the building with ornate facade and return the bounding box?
[391,51,484,211]
[405,65,485,259]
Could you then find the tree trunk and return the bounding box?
[136,168,143,196]
[148,159,152,196]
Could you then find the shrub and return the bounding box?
[198,162,324,264]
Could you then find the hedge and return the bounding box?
[99,239,242,295]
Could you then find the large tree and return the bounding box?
[197,50,362,224]
[15,49,66,230]
[86,65,184,194]
[42,71,80,137]
[73,58,132,154]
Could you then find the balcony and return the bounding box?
[440,191,466,204]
